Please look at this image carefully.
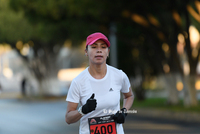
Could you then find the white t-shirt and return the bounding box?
[66,64,131,134]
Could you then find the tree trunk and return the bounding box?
[183,75,198,107]
[164,73,179,105]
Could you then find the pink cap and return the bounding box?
[86,32,110,47]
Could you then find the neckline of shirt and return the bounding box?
[87,64,109,82]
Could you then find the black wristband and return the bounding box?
[121,108,127,116]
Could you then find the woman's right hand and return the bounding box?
[82,93,97,114]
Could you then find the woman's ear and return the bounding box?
[85,49,88,56]
[107,48,110,57]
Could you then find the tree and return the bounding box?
[0,0,34,43]
[7,0,200,106]
[116,0,200,106]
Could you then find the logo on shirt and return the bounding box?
[109,88,113,92]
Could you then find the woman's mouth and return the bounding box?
[95,55,103,59]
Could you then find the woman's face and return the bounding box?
[85,39,110,65]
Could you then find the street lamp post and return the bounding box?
[109,23,118,68]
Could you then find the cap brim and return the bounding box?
[87,38,110,47]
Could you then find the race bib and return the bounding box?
[88,115,117,134]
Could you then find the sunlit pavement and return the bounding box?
[1,98,200,134]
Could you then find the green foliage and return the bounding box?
[9,0,112,44]
[0,0,34,43]
[134,98,167,107]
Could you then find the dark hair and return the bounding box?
[85,45,110,51]
[85,45,88,51]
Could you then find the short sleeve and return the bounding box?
[66,79,80,103]
[121,71,131,93]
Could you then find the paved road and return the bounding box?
[0,99,200,134]
[0,99,79,134]
[125,114,200,134]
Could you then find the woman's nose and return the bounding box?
[96,47,102,53]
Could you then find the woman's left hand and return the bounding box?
[113,108,127,123]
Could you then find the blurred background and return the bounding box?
[0,0,200,134]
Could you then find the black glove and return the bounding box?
[113,108,127,124]
[82,93,97,114]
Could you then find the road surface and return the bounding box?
[0,99,200,134]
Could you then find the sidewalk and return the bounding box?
[135,107,200,124]
[0,91,21,99]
